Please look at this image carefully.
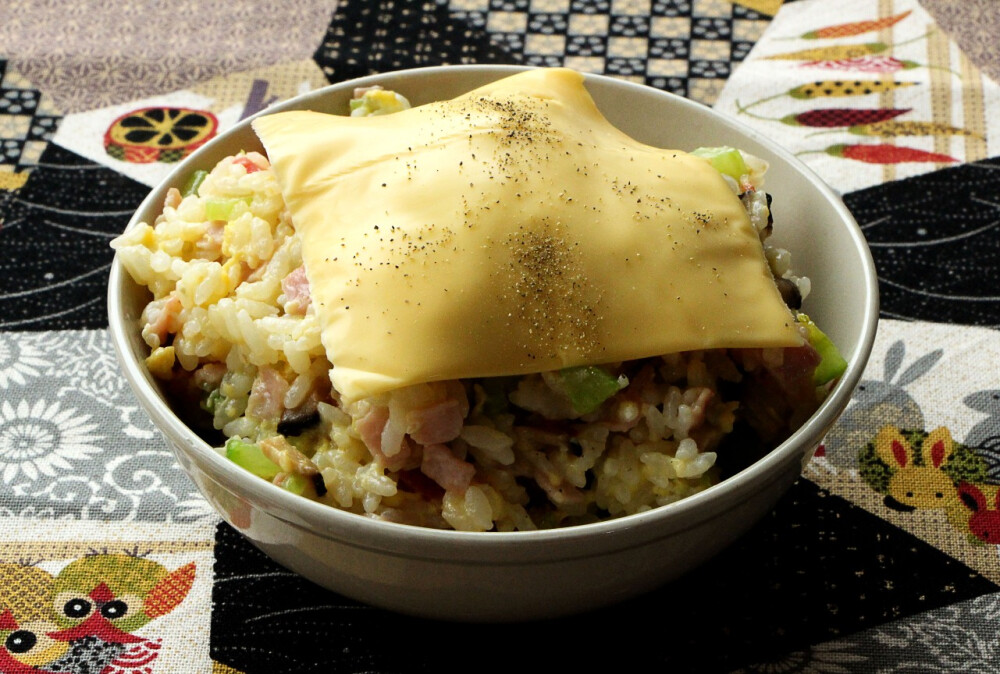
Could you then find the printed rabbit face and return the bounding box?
[963,390,1000,452]
[958,483,1000,544]
[854,341,941,407]
[964,391,1000,415]
[875,426,961,512]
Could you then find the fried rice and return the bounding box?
[112,90,833,532]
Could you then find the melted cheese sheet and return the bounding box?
[253,68,801,400]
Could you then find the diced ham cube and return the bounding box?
[406,399,465,445]
[356,405,390,455]
[281,265,312,315]
[146,293,182,347]
[421,443,476,492]
[246,367,289,421]
[193,362,226,390]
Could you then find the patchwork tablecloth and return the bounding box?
[1,0,999,671]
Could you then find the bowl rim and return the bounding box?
[108,64,879,557]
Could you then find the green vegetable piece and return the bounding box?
[559,365,621,415]
[799,314,848,385]
[201,388,223,413]
[204,197,252,221]
[349,89,411,117]
[479,377,516,416]
[180,169,209,198]
[225,437,281,480]
[280,473,310,496]
[691,146,749,180]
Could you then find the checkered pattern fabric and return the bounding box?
[0,61,58,174]
[448,0,772,103]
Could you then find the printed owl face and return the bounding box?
[52,555,163,637]
[0,614,68,668]
[50,554,195,641]
[0,564,69,673]
[0,554,196,674]
[52,586,150,639]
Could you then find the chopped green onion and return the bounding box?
[225,437,280,480]
[201,389,223,413]
[691,146,749,181]
[349,89,412,117]
[180,169,209,198]
[799,314,848,386]
[279,473,310,496]
[204,197,251,221]
[559,365,622,415]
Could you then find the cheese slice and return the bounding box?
[253,68,802,400]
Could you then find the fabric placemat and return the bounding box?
[1,1,999,671]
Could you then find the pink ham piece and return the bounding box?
[205,220,225,245]
[356,405,389,455]
[686,387,715,429]
[421,443,476,492]
[406,399,465,445]
[246,367,289,421]
[356,405,414,470]
[146,293,182,346]
[193,221,226,258]
[193,362,226,390]
[163,187,182,210]
[281,265,312,315]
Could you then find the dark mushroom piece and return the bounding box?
[277,407,321,437]
[775,277,802,310]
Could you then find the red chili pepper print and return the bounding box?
[800,55,959,78]
[801,11,912,39]
[782,107,912,127]
[826,143,959,164]
[801,55,915,73]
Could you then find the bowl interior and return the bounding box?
[110,66,878,552]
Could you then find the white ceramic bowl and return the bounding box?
[108,65,878,622]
